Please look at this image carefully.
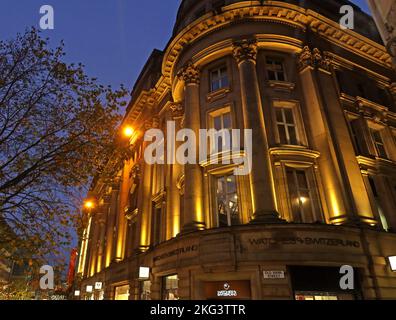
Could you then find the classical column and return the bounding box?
[115,160,133,261]
[165,103,184,239]
[232,39,281,223]
[179,63,205,233]
[298,46,348,224]
[88,207,102,276]
[138,120,155,252]
[105,178,120,267]
[96,198,109,273]
[77,213,92,277]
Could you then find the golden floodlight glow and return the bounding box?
[123,126,134,138]
[84,200,94,209]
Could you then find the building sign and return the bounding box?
[153,245,198,262]
[139,267,150,280]
[247,237,360,248]
[95,282,102,290]
[217,283,237,297]
[263,271,285,279]
[86,285,93,293]
[203,280,251,300]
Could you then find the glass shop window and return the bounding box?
[216,174,240,227]
[163,275,179,300]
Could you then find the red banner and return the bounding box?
[67,248,78,287]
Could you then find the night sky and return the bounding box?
[0,0,370,92]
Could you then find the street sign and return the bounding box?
[263,271,285,279]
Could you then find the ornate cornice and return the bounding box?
[178,62,200,85]
[232,39,258,64]
[163,2,392,82]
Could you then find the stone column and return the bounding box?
[105,178,120,267]
[179,63,206,233]
[165,103,184,239]
[96,198,109,273]
[138,120,155,252]
[115,160,134,261]
[232,39,281,223]
[88,207,102,276]
[298,46,349,225]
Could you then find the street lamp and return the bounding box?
[84,200,95,210]
[123,126,134,138]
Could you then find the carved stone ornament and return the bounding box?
[232,39,258,64]
[298,46,332,72]
[178,61,200,84]
[170,102,184,119]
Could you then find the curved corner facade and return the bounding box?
[77,0,396,300]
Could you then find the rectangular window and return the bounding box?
[266,57,285,81]
[286,169,315,223]
[348,119,363,155]
[163,275,179,300]
[216,174,240,227]
[368,177,389,231]
[114,285,130,300]
[276,107,298,145]
[210,110,232,154]
[370,129,387,158]
[210,66,229,92]
[140,280,152,300]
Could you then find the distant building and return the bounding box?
[78,0,396,300]
[368,0,396,65]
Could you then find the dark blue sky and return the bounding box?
[0,0,370,92]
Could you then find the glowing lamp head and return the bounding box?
[84,200,94,209]
[123,126,134,138]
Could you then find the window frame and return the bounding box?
[265,56,286,82]
[209,65,229,92]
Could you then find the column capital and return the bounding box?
[232,39,258,64]
[178,62,200,85]
[298,46,331,73]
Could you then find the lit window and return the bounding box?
[210,66,229,92]
[276,107,298,145]
[286,169,315,223]
[114,285,130,300]
[163,275,179,300]
[216,174,240,227]
[370,129,387,158]
[266,57,285,81]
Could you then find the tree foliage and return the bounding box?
[0,28,128,262]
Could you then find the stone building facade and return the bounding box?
[368,0,396,66]
[77,0,396,300]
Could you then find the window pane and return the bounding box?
[223,113,231,129]
[278,125,287,144]
[214,116,222,130]
[296,171,308,189]
[277,72,285,81]
[268,70,276,81]
[284,109,294,124]
[276,109,284,122]
[288,126,298,145]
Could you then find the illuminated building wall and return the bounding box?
[79,0,396,300]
